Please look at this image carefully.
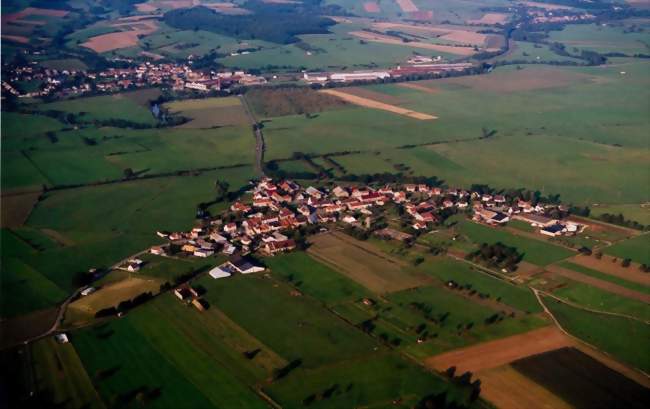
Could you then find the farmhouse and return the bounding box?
[540,224,565,237]
[514,213,556,227]
[264,239,296,255]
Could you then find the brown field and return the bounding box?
[478,365,572,409]
[363,1,381,13]
[429,66,590,93]
[372,22,488,46]
[321,89,437,120]
[66,276,163,323]
[424,326,570,373]
[568,254,650,286]
[0,307,59,349]
[308,232,434,293]
[467,13,510,25]
[135,2,160,12]
[546,264,650,303]
[395,0,418,13]
[3,7,69,22]
[247,87,348,117]
[350,31,477,55]
[398,82,439,94]
[82,19,158,52]
[1,34,29,43]
[0,192,40,228]
[521,1,574,10]
[409,11,434,21]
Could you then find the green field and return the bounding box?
[456,220,575,266]
[267,252,371,305]
[30,337,104,409]
[590,204,650,226]
[557,261,650,295]
[552,279,650,320]
[164,96,249,128]
[196,273,379,368]
[545,297,650,373]
[604,234,650,265]
[548,22,650,55]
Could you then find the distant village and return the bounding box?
[2,52,477,100]
[113,178,584,284]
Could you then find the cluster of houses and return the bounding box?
[1,57,266,99]
[302,62,474,84]
[146,179,584,277]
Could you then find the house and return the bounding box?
[231,201,251,213]
[156,231,169,238]
[54,333,69,344]
[540,224,565,237]
[413,221,428,230]
[224,223,238,234]
[210,232,228,243]
[194,249,214,257]
[230,255,266,274]
[150,246,165,255]
[80,287,96,296]
[306,186,323,198]
[332,186,349,198]
[415,212,436,223]
[476,209,509,224]
[174,286,194,300]
[182,244,198,253]
[264,239,296,255]
[342,215,357,224]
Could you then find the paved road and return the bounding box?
[239,94,265,177]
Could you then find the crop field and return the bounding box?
[568,253,650,285]
[510,347,650,409]
[308,232,434,293]
[1,191,40,228]
[321,89,438,120]
[544,297,650,372]
[196,273,379,368]
[246,87,349,118]
[424,326,570,374]
[456,220,575,266]
[556,260,650,292]
[604,234,650,265]
[30,337,104,409]
[164,96,250,128]
[266,252,371,305]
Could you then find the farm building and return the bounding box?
[514,213,557,227]
[210,255,265,279]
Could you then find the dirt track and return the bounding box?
[321,89,437,120]
[546,264,650,303]
[424,326,572,373]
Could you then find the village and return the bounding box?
[110,178,585,295]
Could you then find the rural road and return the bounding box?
[239,94,265,177]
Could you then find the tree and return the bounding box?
[622,258,631,268]
[123,168,134,179]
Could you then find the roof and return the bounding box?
[229,255,262,272]
[542,224,564,233]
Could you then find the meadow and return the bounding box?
[556,260,650,295]
[590,204,650,226]
[164,96,250,128]
[604,234,650,265]
[547,22,650,55]
[544,297,650,373]
[196,273,379,368]
[456,220,575,266]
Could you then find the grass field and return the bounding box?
[196,273,379,368]
[164,96,250,128]
[456,220,574,266]
[544,296,650,373]
[591,204,650,226]
[30,337,104,409]
[548,22,650,55]
[266,252,371,305]
[40,92,159,125]
[556,260,650,295]
[604,234,650,265]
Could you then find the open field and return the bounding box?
[557,260,650,290]
[81,18,159,53]
[30,337,104,409]
[511,347,650,409]
[424,326,569,374]
[266,252,371,305]
[548,22,650,55]
[467,13,509,25]
[321,89,437,120]
[546,264,650,305]
[456,220,575,266]
[308,232,434,293]
[604,234,650,265]
[349,31,477,55]
[370,22,490,46]
[591,204,650,226]
[164,96,249,128]
[196,273,379,368]
[246,87,348,118]
[363,2,380,13]
[477,365,572,409]
[544,296,650,372]
[569,253,650,284]
[1,191,40,228]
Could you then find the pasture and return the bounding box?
[544,296,650,372]
[590,204,650,226]
[247,87,348,118]
[604,234,650,265]
[196,273,379,368]
[266,252,371,305]
[456,220,574,266]
[307,232,433,293]
[556,260,650,293]
[164,97,250,128]
[548,22,650,55]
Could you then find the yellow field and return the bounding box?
[320,89,437,120]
